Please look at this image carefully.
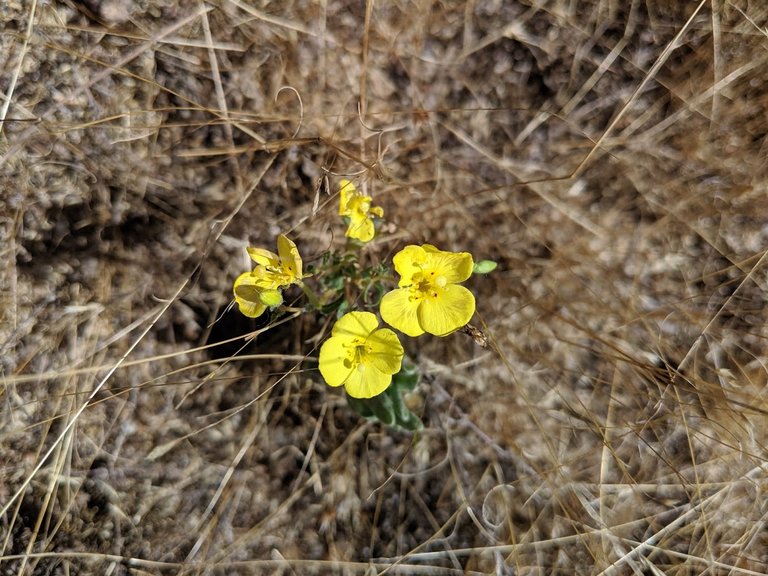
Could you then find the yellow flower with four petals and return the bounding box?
[339,179,384,242]
[233,234,306,318]
[380,244,475,337]
[318,311,404,398]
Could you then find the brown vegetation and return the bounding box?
[2,1,768,574]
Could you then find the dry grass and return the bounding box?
[2,0,768,574]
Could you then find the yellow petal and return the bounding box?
[277,234,303,281]
[236,298,267,318]
[332,311,379,340]
[392,245,428,287]
[346,216,375,242]
[369,206,384,218]
[233,272,269,318]
[417,284,475,336]
[252,267,283,289]
[343,364,392,399]
[380,288,424,337]
[423,247,474,283]
[347,195,372,220]
[247,247,279,267]
[234,271,262,297]
[366,328,404,375]
[339,179,356,216]
[318,335,353,387]
[351,194,371,212]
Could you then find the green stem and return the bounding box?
[297,280,321,310]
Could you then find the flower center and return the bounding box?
[343,339,372,369]
[262,260,297,285]
[409,270,446,301]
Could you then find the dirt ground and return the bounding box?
[2,1,768,574]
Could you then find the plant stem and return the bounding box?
[298,280,321,310]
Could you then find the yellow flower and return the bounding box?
[339,179,384,242]
[233,234,305,318]
[233,273,283,318]
[246,234,306,288]
[380,244,475,337]
[319,311,404,399]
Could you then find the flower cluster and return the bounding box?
[319,241,475,399]
[233,234,306,318]
[232,178,487,422]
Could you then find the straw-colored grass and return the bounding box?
[2,1,768,574]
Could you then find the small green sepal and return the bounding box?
[472,259,498,274]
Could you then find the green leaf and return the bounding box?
[327,275,344,291]
[348,392,395,425]
[346,383,422,431]
[392,363,420,391]
[362,280,386,307]
[386,385,422,431]
[369,393,396,425]
[396,410,423,431]
[335,299,350,319]
[472,259,498,274]
[320,294,346,315]
[344,358,423,431]
[347,395,375,418]
[390,388,409,422]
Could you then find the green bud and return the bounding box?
[259,288,283,308]
[472,259,498,274]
